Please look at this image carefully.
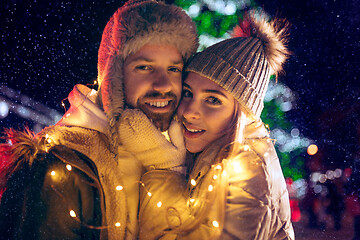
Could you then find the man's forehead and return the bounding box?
[125,44,183,64]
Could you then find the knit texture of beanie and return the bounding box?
[186,14,289,120]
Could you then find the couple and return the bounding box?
[0,0,294,239]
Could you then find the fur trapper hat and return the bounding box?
[97,0,199,135]
[186,13,289,120]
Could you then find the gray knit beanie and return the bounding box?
[186,15,289,120]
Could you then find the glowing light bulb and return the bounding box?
[264,152,269,157]
[212,220,219,228]
[116,185,123,191]
[244,145,250,151]
[115,222,121,227]
[157,201,162,207]
[190,179,196,186]
[231,161,242,173]
[66,164,72,171]
[213,175,218,180]
[70,210,76,218]
[66,113,71,117]
[215,165,222,170]
[89,89,97,96]
[51,171,56,176]
[161,131,170,142]
[222,170,227,176]
[208,185,214,192]
[147,192,152,197]
[189,198,195,203]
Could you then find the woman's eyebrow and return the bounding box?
[203,89,228,98]
[183,82,192,90]
[183,82,228,99]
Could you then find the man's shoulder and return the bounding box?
[39,125,104,141]
[38,125,111,156]
[46,145,100,178]
[1,128,102,184]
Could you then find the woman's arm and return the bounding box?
[221,139,294,240]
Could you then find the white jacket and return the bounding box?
[139,122,295,240]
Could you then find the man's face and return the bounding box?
[123,44,183,131]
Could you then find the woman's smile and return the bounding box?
[178,72,235,153]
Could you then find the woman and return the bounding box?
[121,13,295,239]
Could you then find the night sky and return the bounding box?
[1,0,359,169]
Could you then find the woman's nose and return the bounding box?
[182,100,200,120]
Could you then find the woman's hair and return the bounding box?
[159,102,250,238]
[222,101,251,159]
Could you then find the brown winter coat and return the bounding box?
[0,126,139,239]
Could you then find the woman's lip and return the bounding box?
[183,123,205,139]
[184,128,205,139]
[183,122,203,131]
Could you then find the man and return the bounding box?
[0,1,198,239]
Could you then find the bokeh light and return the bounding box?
[307,144,318,155]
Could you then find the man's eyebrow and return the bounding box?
[183,83,228,98]
[172,60,183,65]
[129,56,183,65]
[128,56,153,63]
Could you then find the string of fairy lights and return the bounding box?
[42,117,276,231]
[1,0,329,230]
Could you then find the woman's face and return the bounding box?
[178,72,236,153]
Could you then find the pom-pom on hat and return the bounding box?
[186,12,289,120]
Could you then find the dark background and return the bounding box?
[1,0,359,169]
[258,0,360,169]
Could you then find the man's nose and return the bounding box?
[152,71,172,93]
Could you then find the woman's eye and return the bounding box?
[168,67,182,73]
[206,96,222,105]
[182,89,192,98]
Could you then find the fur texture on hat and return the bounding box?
[231,14,290,77]
[96,0,199,144]
[186,13,289,120]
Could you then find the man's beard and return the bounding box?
[136,91,178,131]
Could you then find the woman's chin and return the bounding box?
[185,143,204,154]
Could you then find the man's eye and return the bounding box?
[182,89,192,98]
[135,65,151,71]
[206,96,222,105]
[168,67,182,73]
